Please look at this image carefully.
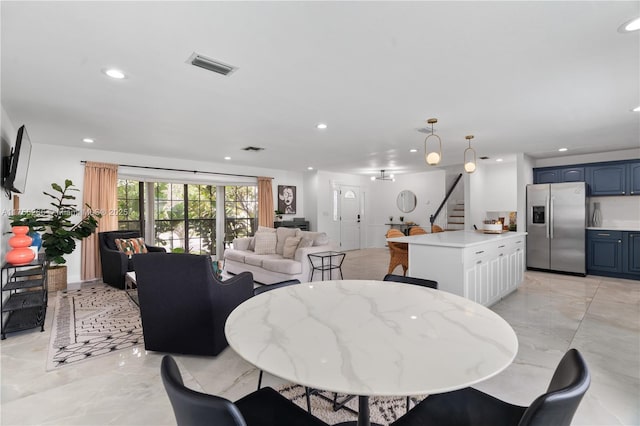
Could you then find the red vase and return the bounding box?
[6,226,35,266]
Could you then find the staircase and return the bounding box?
[447,202,465,230]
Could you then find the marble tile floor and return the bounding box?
[1,248,638,425]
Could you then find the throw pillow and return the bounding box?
[248,236,256,251]
[115,237,148,255]
[298,231,330,246]
[254,232,277,255]
[282,236,302,259]
[297,238,314,249]
[276,227,299,255]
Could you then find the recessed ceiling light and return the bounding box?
[82,138,94,143]
[496,158,503,162]
[224,156,231,160]
[558,148,568,152]
[619,17,640,32]
[409,149,418,153]
[633,106,640,112]
[307,166,314,170]
[316,123,327,130]
[103,68,126,79]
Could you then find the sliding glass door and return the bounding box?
[116,179,256,256]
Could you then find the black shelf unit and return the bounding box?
[1,256,48,339]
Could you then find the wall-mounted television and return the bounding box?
[3,125,32,194]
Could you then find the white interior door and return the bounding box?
[339,185,361,251]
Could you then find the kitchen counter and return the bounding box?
[587,226,640,232]
[387,230,527,306]
[387,230,528,248]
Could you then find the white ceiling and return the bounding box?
[1,1,639,177]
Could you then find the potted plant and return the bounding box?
[274,210,284,221]
[14,180,101,290]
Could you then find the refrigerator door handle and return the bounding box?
[550,196,555,239]
[545,195,550,239]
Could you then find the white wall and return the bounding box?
[589,196,640,229]
[517,153,534,232]
[1,107,18,311]
[1,106,18,254]
[465,164,486,230]
[17,143,305,283]
[366,169,446,247]
[482,162,517,212]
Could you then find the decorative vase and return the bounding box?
[591,202,602,227]
[28,231,42,252]
[6,226,35,266]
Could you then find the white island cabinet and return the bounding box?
[387,230,527,306]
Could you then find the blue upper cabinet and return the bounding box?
[587,164,627,196]
[560,167,584,182]
[533,166,584,184]
[628,162,640,196]
[534,169,558,184]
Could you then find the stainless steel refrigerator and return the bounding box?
[526,182,586,275]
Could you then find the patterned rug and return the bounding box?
[47,285,143,370]
[278,384,426,425]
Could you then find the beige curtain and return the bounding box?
[81,162,118,280]
[257,177,274,227]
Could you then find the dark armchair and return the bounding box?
[133,252,254,356]
[98,230,166,289]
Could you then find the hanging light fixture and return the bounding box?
[463,135,477,173]
[424,118,442,165]
[370,169,395,182]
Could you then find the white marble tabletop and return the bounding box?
[225,280,518,397]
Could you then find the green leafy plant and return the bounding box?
[36,179,101,266]
[9,210,46,232]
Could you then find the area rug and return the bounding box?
[278,384,426,425]
[47,285,143,370]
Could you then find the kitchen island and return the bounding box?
[387,230,527,306]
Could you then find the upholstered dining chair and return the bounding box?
[161,355,329,426]
[431,225,444,233]
[386,229,408,276]
[390,348,590,426]
[408,226,428,236]
[133,253,254,356]
[383,274,437,289]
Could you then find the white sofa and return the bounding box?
[223,227,334,284]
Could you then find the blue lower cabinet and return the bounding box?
[625,232,640,275]
[587,230,640,280]
[587,231,622,273]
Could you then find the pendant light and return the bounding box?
[424,118,441,165]
[463,135,477,173]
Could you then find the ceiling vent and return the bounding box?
[242,146,265,152]
[188,53,237,76]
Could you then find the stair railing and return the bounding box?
[430,173,463,229]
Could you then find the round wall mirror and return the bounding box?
[397,190,417,213]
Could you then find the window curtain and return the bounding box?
[257,177,274,227]
[81,162,118,280]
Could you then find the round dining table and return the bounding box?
[225,280,518,426]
